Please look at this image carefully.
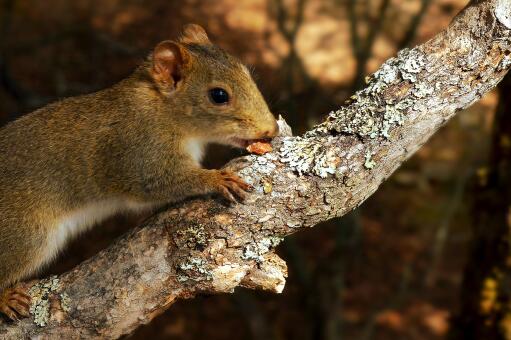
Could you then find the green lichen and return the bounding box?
[317,47,425,140]
[177,224,208,249]
[60,293,71,313]
[242,236,283,263]
[28,276,61,327]
[280,48,426,177]
[364,151,376,169]
[177,257,212,282]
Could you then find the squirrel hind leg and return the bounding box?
[0,286,31,321]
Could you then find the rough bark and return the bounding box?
[0,0,510,338]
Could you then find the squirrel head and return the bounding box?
[146,24,278,148]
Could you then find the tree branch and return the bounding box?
[1,0,510,338]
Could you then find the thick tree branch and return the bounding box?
[1,0,510,338]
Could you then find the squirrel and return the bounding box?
[0,24,278,321]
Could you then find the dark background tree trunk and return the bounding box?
[452,74,511,339]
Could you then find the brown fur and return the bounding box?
[0,24,277,318]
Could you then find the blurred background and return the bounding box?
[1,0,509,339]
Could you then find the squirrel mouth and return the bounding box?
[229,138,256,148]
[229,138,268,149]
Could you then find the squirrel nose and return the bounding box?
[263,121,279,138]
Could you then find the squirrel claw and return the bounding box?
[215,170,252,203]
[0,286,31,321]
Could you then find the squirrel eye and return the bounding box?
[208,88,229,105]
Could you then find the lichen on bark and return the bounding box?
[0,1,509,339]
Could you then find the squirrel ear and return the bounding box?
[151,40,187,87]
[179,24,211,45]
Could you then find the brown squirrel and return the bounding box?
[0,24,278,321]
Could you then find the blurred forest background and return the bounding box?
[1,0,509,339]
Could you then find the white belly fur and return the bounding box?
[44,198,159,264]
[185,138,205,165]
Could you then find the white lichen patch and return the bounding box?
[414,82,435,98]
[374,63,399,85]
[238,152,278,186]
[255,153,277,175]
[463,48,485,70]
[280,136,340,177]
[177,257,212,282]
[364,151,376,169]
[381,104,407,138]
[242,236,283,263]
[311,48,425,140]
[496,0,511,29]
[29,276,62,327]
[59,293,71,312]
[398,48,426,82]
[498,52,511,71]
[279,47,426,177]
[31,299,50,327]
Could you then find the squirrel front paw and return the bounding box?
[0,286,31,321]
[211,170,253,203]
